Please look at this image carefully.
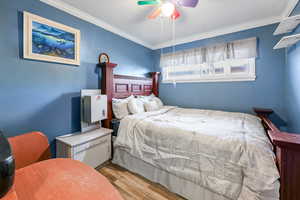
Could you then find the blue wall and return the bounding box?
[285,1,300,132]
[0,0,154,152]
[0,0,294,149]
[154,24,286,120]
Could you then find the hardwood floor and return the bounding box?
[98,163,186,200]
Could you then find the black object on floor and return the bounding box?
[0,131,15,198]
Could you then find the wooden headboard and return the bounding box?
[100,62,160,128]
[113,74,154,98]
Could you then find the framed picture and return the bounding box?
[23,11,80,65]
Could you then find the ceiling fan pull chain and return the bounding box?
[160,17,164,56]
[172,18,177,88]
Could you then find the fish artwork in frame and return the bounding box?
[23,11,80,65]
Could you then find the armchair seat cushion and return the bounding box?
[1,188,18,200]
[13,158,123,200]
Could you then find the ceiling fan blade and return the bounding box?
[171,8,180,20]
[177,0,199,7]
[138,0,160,5]
[148,7,162,19]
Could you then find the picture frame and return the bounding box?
[23,11,80,65]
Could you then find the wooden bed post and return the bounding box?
[100,62,117,128]
[254,108,300,200]
[150,72,160,97]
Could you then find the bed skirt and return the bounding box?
[112,148,229,200]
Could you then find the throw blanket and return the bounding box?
[114,107,280,200]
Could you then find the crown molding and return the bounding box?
[154,1,300,49]
[152,16,281,49]
[39,0,153,49]
[282,0,299,17]
[40,0,299,50]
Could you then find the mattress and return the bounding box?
[113,148,229,200]
[113,106,280,200]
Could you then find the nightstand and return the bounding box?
[111,119,120,137]
[56,128,113,168]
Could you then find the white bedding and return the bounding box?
[113,106,280,200]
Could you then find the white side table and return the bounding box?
[56,128,113,168]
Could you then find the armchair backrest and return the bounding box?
[8,132,51,170]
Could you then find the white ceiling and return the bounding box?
[41,0,298,49]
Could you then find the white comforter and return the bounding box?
[113,106,280,200]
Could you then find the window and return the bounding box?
[160,37,257,83]
[162,58,256,83]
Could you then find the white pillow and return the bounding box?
[112,95,133,119]
[139,97,151,104]
[144,100,160,112]
[137,95,150,101]
[150,93,156,98]
[128,98,145,114]
[153,97,163,108]
[137,93,156,102]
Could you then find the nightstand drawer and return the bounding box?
[74,135,110,154]
[56,128,113,168]
[74,136,111,168]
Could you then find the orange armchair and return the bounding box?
[1,132,123,200]
[8,132,51,170]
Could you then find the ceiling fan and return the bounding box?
[137,0,199,20]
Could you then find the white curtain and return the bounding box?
[160,37,257,68]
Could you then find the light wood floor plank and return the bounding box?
[98,163,186,200]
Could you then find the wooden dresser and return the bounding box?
[254,108,300,200]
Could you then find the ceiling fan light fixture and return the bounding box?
[161,2,175,17]
[138,0,199,20]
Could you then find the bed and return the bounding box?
[99,61,300,200]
